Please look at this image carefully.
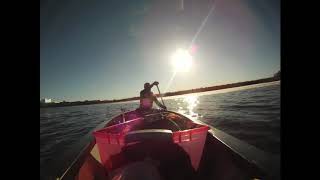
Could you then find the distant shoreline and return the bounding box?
[40,76,280,108]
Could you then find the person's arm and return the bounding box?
[149,81,159,89]
[139,90,144,107]
[153,95,167,110]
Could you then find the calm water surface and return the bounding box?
[40,81,280,175]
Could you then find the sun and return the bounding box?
[170,48,193,72]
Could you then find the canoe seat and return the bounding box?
[124,129,172,144]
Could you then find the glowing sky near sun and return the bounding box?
[40,0,279,101]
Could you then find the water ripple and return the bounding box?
[40,83,280,171]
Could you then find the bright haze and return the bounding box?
[40,0,280,101]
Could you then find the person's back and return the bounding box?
[140,88,154,110]
[139,82,166,111]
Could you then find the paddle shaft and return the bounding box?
[156,85,166,107]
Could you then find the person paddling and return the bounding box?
[139,81,167,110]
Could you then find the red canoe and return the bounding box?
[43,109,280,180]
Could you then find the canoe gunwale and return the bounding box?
[44,109,280,180]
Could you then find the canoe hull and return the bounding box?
[46,109,279,180]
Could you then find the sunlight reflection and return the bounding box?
[182,95,199,117]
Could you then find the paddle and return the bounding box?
[154,83,182,130]
[155,84,166,108]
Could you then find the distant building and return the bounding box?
[40,98,52,103]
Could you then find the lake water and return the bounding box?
[40,81,280,176]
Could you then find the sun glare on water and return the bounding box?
[177,95,199,117]
[170,48,193,72]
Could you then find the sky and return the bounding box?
[40,0,280,102]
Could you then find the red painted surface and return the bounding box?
[93,118,143,170]
[93,117,209,171]
[75,154,108,180]
[172,126,210,170]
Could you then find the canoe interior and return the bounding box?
[52,109,279,180]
